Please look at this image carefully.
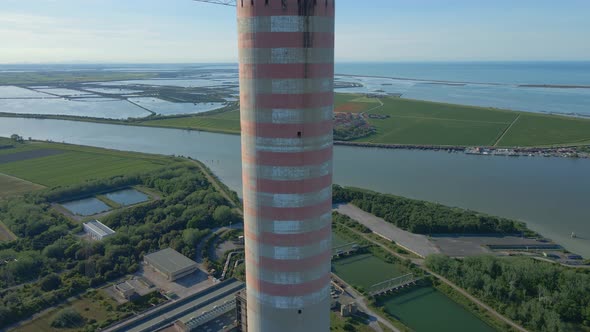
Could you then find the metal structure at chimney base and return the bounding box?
[237,0,335,331]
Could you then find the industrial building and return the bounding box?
[235,289,247,332]
[83,219,115,240]
[114,281,138,300]
[237,0,336,331]
[143,248,199,281]
[102,279,244,332]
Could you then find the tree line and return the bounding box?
[426,255,590,332]
[333,185,532,235]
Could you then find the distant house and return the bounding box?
[144,248,199,281]
[83,220,115,240]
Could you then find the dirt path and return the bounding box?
[494,114,521,146]
[364,98,384,113]
[343,225,529,332]
[0,220,17,242]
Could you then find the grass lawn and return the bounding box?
[333,232,353,248]
[334,93,381,113]
[497,112,590,147]
[354,95,590,147]
[16,291,121,332]
[332,253,405,290]
[356,96,517,146]
[0,173,45,198]
[0,142,177,187]
[138,93,590,147]
[141,109,241,134]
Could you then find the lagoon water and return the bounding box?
[0,98,151,119]
[335,62,590,116]
[129,98,226,116]
[0,117,589,258]
[336,62,590,85]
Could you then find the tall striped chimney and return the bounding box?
[237,0,335,331]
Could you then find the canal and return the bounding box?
[1,117,589,257]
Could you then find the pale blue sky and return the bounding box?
[1,0,589,63]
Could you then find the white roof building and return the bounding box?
[83,220,115,240]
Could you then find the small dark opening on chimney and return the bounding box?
[297,131,302,138]
[298,309,302,314]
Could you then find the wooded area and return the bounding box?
[333,185,532,235]
[0,164,240,330]
[426,255,590,332]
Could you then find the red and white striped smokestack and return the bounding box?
[237,0,335,331]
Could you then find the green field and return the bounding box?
[357,97,517,146]
[496,113,590,147]
[16,291,121,332]
[0,142,175,187]
[136,93,590,147]
[353,96,590,147]
[0,173,45,198]
[332,232,353,248]
[334,93,382,113]
[332,253,405,289]
[141,109,241,134]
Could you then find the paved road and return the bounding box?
[335,203,440,257]
[344,225,529,332]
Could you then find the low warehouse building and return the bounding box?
[144,248,198,281]
[83,220,115,240]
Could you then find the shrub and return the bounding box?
[51,308,84,328]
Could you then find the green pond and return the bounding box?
[380,286,496,332]
[332,253,405,289]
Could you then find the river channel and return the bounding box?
[1,117,589,257]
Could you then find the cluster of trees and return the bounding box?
[333,185,530,235]
[426,255,590,332]
[0,164,242,329]
[10,134,25,143]
[43,175,142,203]
[334,123,376,141]
[51,308,84,328]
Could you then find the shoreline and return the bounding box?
[2,113,589,159]
[337,73,590,89]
